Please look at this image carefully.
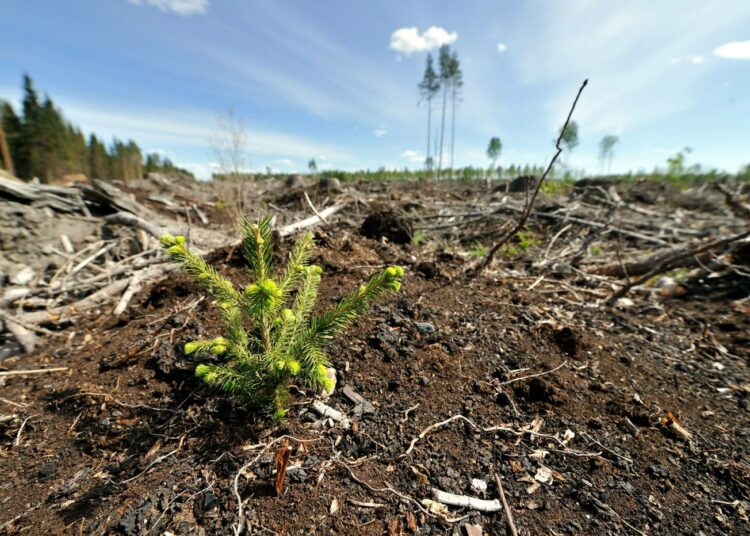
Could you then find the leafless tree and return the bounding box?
[210,109,251,220]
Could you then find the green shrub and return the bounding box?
[160,217,403,419]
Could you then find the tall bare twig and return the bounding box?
[471,79,588,276]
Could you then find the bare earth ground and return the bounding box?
[1,177,749,535]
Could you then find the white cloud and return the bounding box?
[714,40,750,60]
[669,56,681,64]
[274,159,295,166]
[127,0,208,16]
[389,26,458,54]
[402,150,424,163]
[374,128,388,137]
[497,42,508,53]
[691,55,705,64]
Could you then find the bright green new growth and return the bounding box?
[160,217,404,418]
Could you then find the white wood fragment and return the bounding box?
[431,488,502,512]
[311,400,351,429]
[60,234,75,254]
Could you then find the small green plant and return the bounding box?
[469,241,488,257]
[516,230,539,250]
[499,231,539,257]
[411,229,428,246]
[499,243,520,257]
[540,177,574,196]
[160,217,403,419]
[589,244,602,256]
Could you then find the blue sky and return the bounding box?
[1,0,749,178]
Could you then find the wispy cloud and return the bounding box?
[127,0,208,16]
[204,47,360,120]
[669,56,706,65]
[510,0,750,135]
[374,128,388,137]
[714,39,750,60]
[200,6,416,125]
[497,42,508,53]
[390,26,457,54]
[54,98,350,164]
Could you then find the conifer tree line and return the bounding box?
[419,44,462,180]
[0,74,183,182]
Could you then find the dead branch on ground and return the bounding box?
[605,227,750,305]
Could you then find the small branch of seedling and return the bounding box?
[471,78,588,276]
[160,216,403,419]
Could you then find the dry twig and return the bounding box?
[0,367,68,378]
[400,413,596,459]
[497,360,568,386]
[494,471,519,536]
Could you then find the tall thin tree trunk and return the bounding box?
[450,87,456,180]
[437,84,448,180]
[426,98,432,176]
[490,157,498,189]
[433,126,440,166]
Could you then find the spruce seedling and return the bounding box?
[160,217,403,419]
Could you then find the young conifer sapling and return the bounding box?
[160,217,403,419]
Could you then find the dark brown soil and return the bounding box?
[2,210,749,535]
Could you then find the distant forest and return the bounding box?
[0,75,189,183]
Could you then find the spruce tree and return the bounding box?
[70,127,89,177]
[161,218,404,419]
[144,152,162,174]
[39,96,65,181]
[88,134,109,179]
[126,140,143,181]
[19,74,43,180]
